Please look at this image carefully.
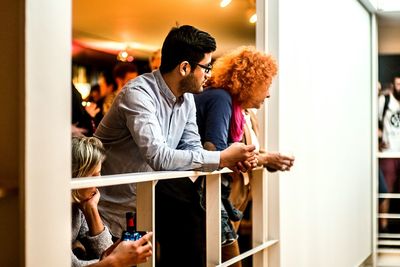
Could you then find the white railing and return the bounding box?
[71,167,278,267]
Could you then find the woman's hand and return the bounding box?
[258,152,294,172]
[80,189,101,212]
[100,232,153,267]
[80,189,104,236]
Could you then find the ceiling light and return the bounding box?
[117,49,134,62]
[74,83,91,99]
[220,0,232,8]
[249,13,257,23]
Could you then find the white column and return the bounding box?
[25,0,71,266]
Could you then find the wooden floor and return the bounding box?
[378,252,400,267]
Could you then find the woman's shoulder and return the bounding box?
[202,87,232,102]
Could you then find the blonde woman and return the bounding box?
[71,136,152,267]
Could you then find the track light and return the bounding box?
[117,48,134,62]
[220,0,232,8]
[249,13,257,23]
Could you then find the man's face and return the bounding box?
[98,76,113,97]
[122,71,138,86]
[394,77,400,93]
[179,53,212,94]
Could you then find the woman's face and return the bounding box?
[75,162,101,202]
[243,81,270,109]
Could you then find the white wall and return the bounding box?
[25,0,71,266]
[378,25,400,54]
[272,0,373,266]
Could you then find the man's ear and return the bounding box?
[179,61,190,76]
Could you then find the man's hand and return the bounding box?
[220,143,256,171]
[85,102,100,118]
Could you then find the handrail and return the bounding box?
[217,240,278,267]
[69,166,273,267]
[71,168,233,189]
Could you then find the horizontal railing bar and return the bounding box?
[379,240,400,246]
[377,248,400,254]
[379,193,400,199]
[216,240,278,267]
[377,152,400,158]
[71,168,234,189]
[379,213,400,219]
[379,233,400,239]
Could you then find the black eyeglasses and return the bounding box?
[196,63,212,74]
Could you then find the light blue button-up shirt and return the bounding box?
[95,70,220,236]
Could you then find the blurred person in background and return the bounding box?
[113,62,139,93]
[72,83,99,136]
[98,71,116,115]
[379,72,400,231]
[148,49,161,71]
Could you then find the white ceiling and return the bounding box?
[73,0,256,59]
[73,1,400,59]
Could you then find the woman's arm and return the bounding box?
[80,189,104,236]
[258,151,295,171]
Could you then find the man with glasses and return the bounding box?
[94,25,257,267]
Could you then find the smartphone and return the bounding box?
[121,230,148,241]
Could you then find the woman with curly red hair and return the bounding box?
[195,46,294,265]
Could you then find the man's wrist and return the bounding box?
[219,150,227,168]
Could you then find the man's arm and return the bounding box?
[121,88,219,171]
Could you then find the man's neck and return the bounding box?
[161,72,182,98]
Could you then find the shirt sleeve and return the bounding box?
[73,212,113,266]
[71,252,99,267]
[202,90,232,151]
[82,226,113,258]
[120,88,220,171]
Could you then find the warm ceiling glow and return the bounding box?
[220,0,232,8]
[249,13,257,23]
[73,39,159,55]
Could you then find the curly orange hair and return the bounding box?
[207,46,278,106]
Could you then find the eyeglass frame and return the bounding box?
[193,62,213,74]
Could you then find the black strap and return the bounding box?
[379,94,390,130]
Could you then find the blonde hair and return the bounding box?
[71,136,105,203]
[207,46,278,107]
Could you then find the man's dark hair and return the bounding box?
[101,70,116,88]
[159,25,216,74]
[393,72,400,83]
[113,62,138,80]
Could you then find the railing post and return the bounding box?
[206,173,221,267]
[136,181,155,267]
[252,168,268,266]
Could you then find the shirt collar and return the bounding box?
[154,70,183,105]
